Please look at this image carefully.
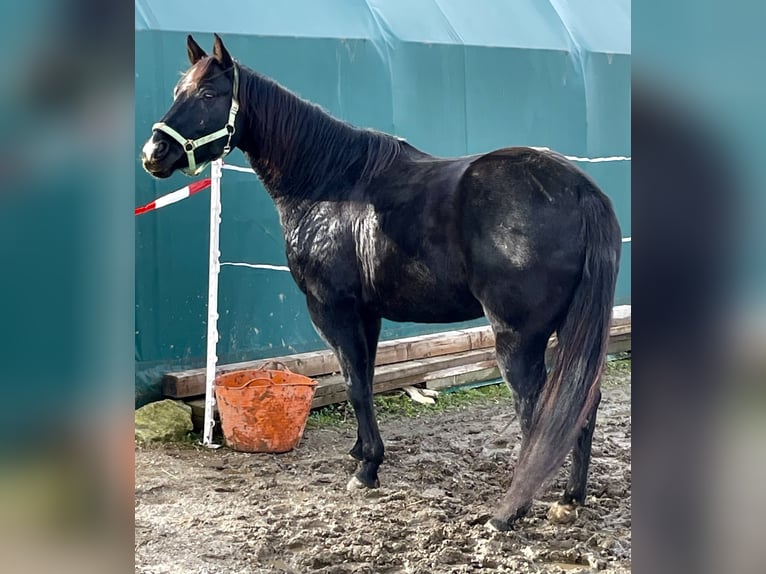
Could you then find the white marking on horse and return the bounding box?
[356,207,380,286]
[490,224,532,268]
[174,71,196,100]
[142,138,159,159]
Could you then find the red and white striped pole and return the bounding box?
[134,178,211,215]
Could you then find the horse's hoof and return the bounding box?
[346,475,379,491]
[548,501,578,524]
[346,476,366,491]
[486,516,513,532]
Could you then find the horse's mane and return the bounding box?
[238,64,402,193]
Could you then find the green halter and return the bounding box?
[152,63,240,176]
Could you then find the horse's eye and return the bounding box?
[202,91,216,99]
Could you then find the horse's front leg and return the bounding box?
[306,297,383,489]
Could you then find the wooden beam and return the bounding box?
[164,325,495,399]
[311,318,629,408]
[423,362,501,391]
[310,348,497,408]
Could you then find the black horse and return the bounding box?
[141,34,621,530]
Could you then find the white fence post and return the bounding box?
[202,159,223,447]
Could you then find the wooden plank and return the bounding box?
[310,348,497,407]
[173,306,630,400]
[164,325,495,399]
[424,362,501,391]
[376,326,495,365]
[315,320,630,405]
[164,349,338,399]
[188,398,211,430]
[311,368,467,409]
[607,332,631,355]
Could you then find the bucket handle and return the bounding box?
[225,360,318,390]
[255,360,291,373]
[232,377,318,390]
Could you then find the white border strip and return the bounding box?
[222,163,256,174]
[564,155,631,163]
[220,150,631,177]
[220,239,630,274]
[528,147,630,163]
[220,262,291,272]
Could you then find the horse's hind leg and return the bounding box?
[492,327,548,520]
[549,390,601,524]
[496,325,602,526]
[306,297,383,490]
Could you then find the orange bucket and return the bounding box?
[214,361,318,453]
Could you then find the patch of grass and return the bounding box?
[135,429,208,451]
[305,402,356,429]
[381,381,513,417]
[604,356,631,384]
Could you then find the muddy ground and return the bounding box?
[135,365,630,574]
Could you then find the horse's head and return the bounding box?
[141,34,243,178]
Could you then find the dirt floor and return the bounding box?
[135,364,631,574]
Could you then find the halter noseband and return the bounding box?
[152,63,240,176]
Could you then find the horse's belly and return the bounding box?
[368,268,484,323]
[380,299,484,323]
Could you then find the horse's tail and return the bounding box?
[495,180,621,526]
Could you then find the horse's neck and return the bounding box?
[239,69,360,200]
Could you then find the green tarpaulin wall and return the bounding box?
[135,0,631,405]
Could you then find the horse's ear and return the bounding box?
[212,33,233,67]
[187,35,207,65]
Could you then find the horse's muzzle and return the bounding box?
[141,135,177,178]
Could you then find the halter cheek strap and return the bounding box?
[152,63,240,176]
